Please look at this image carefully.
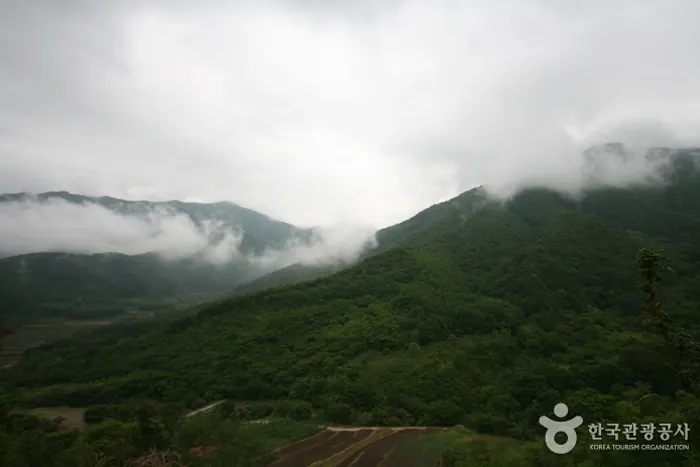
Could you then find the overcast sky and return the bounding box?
[3,0,700,229]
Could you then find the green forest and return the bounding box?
[1,149,700,465]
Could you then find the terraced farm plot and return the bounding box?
[318,430,393,467]
[350,429,440,467]
[273,429,338,459]
[272,430,372,467]
[379,429,468,467]
[268,428,447,467]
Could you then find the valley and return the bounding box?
[0,192,322,325]
[6,0,700,464]
[1,148,699,466]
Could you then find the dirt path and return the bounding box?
[184,400,227,417]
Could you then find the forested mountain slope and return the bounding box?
[0,252,251,323]
[0,192,316,323]
[3,148,700,465]
[234,186,493,293]
[232,261,346,295]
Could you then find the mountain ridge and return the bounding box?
[6,148,699,406]
[4,146,699,325]
[0,192,322,323]
[2,146,700,466]
[0,190,312,253]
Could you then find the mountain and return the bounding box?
[0,192,317,323]
[2,147,700,465]
[0,191,313,254]
[232,262,346,295]
[5,146,699,408]
[0,252,250,323]
[230,187,493,295]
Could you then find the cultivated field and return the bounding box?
[267,427,461,467]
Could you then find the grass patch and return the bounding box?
[458,432,521,445]
[26,407,86,429]
[445,436,524,466]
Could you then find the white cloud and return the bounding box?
[250,225,378,269]
[2,0,700,229]
[0,197,375,269]
[0,198,241,260]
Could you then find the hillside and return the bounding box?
[0,252,250,323]
[0,192,316,323]
[232,262,346,295]
[232,186,493,295]
[2,148,700,465]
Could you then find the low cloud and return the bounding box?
[0,197,375,270]
[0,197,242,261]
[481,119,695,201]
[3,2,700,228]
[250,225,378,270]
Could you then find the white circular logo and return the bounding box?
[539,403,584,454]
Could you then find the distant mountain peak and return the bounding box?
[580,144,700,187]
[0,190,314,258]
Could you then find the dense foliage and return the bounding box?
[0,403,321,467]
[0,253,248,324]
[0,315,12,356]
[1,149,700,465]
[232,262,346,296]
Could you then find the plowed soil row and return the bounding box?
[350,429,439,467]
[273,430,371,467]
[269,428,444,467]
[335,449,363,467]
[273,429,336,458]
[313,430,383,467]
[271,432,339,466]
